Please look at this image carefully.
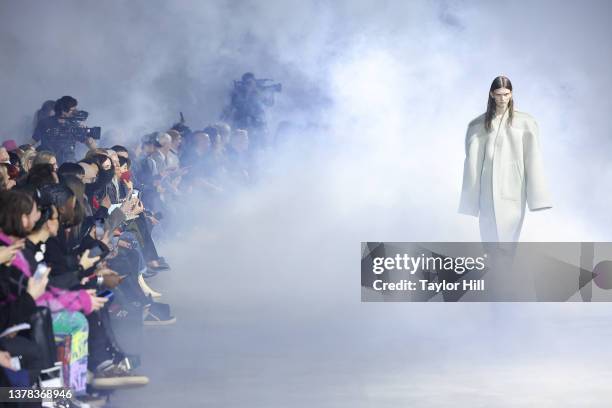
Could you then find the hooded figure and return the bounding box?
[459,76,552,242]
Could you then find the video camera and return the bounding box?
[46,110,101,142]
[234,78,282,93]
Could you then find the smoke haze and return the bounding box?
[1,0,611,406]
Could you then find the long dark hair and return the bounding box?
[84,154,114,201]
[62,175,88,218]
[32,204,57,233]
[0,190,35,237]
[40,183,77,227]
[25,164,57,189]
[485,76,514,132]
[61,176,87,242]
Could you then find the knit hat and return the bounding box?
[2,140,18,152]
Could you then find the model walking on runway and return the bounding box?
[459,76,552,241]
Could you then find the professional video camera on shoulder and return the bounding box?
[234,72,282,94]
[32,95,102,163]
[62,109,101,141]
[47,95,102,142]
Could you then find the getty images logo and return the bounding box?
[372,253,487,275]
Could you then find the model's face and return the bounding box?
[490,88,512,109]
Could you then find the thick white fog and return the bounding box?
[1,0,611,406]
[1,0,610,240]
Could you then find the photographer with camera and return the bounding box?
[31,95,100,164]
[222,72,281,149]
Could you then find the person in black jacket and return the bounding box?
[0,190,50,386]
[36,184,148,388]
[31,96,97,164]
[39,184,99,290]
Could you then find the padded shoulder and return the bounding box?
[512,111,538,130]
[467,113,486,129]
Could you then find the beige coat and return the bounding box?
[459,111,552,241]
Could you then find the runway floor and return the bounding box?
[105,218,612,407]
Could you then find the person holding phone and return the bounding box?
[15,193,108,396]
[0,191,69,388]
[22,200,107,312]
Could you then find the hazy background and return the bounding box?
[1,0,611,406]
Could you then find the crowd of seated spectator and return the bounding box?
[0,95,255,407]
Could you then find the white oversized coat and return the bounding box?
[459,111,552,241]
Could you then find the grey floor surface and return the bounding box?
[104,212,612,408]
